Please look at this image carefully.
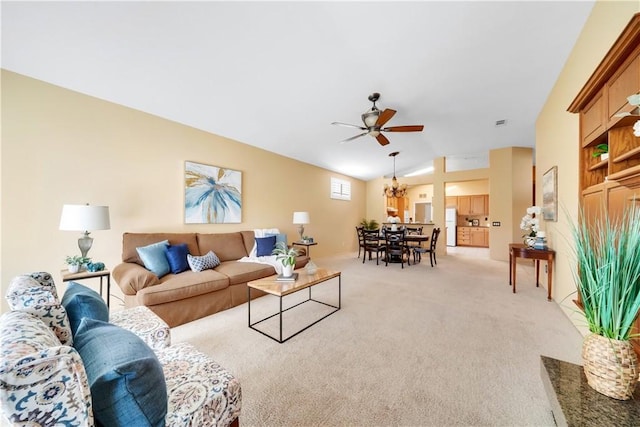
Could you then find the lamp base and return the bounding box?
[78,232,93,258]
[298,224,305,242]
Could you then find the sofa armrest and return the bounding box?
[157,343,241,427]
[110,306,171,351]
[112,262,159,295]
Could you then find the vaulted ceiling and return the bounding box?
[2,1,595,180]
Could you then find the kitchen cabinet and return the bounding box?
[569,14,640,357]
[457,227,489,247]
[457,195,489,215]
[445,196,457,208]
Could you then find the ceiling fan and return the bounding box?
[332,92,424,146]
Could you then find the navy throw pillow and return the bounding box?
[74,318,167,427]
[164,243,190,274]
[255,235,277,257]
[61,282,109,336]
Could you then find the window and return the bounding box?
[330,177,351,201]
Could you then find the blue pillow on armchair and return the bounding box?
[255,235,277,257]
[164,243,190,274]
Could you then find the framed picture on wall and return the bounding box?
[184,161,242,224]
[542,166,558,222]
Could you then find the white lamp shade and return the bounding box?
[59,205,111,231]
[292,211,310,225]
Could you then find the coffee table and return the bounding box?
[247,268,341,343]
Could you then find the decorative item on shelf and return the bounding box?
[59,204,111,258]
[302,236,314,244]
[382,151,408,198]
[520,206,542,248]
[305,259,318,275]
[86,261,105,272]
[293,211,310,242]
[272,241,298,278]
[591,143,609,161]
[619,93,640,137]
[570,205,640,400]
[65,255,91,274]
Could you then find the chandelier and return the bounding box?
[383,151,408,198]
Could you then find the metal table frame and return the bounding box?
[248,272,341,343]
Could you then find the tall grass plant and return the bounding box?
[570,204,640,340]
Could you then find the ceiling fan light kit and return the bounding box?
[333,92,424,146]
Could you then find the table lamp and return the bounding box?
[292,211,310,241]
[59,204,111,257]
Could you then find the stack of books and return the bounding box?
[276,273,298,282]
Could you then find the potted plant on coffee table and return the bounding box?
[570,204,640,400]
[65,255,91,273]
[272,242,298,277]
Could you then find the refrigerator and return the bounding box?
[445,208,457,246]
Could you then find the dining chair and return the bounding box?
[405,225,423,253]
[355,226,365,259]
[384,229,410,268]
[362,229,386,265]
[413,227,441,267]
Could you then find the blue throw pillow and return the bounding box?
[74,318,167,427]
[164,243,189,274]
[255,235,277,257]
[61,282,109,336]
[136,240,170,277]
[266,233,288,247]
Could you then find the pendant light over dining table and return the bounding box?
[383,151,407,198]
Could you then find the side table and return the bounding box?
[292,241,318,258]
[509,243,555,301]
[61,268,111,308]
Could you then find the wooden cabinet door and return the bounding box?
[581,89,606,146]
[457,227,471,246]
[470,228,485,246]
[457,196,471,215]
[606,53,640,127]
[470,195,486,215]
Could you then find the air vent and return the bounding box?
[495,119,507,127]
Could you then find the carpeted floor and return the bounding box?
[171,251,583,426]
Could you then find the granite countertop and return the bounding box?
[540,355,640,426]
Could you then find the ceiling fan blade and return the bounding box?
[376,134,390,146]
[339,132,369,143]
[376,109,396,127]
[332,121,367,130]
[382,125,424,132]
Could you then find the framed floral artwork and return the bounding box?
[542,166,557,222]
[184,161,242,224]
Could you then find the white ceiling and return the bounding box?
[1,1,595,181]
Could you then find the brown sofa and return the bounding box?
[112,231,308,327]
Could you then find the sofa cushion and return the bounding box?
[197,232,248,262]
[255,235,277,257]
[187,251,221,272]
[122,233,199,265]
[74,318,167,427]
[62,282,109,336]
[136,240,171,277]
[164,243,190,274]
[215,260,278,286]
[137,270,230,306]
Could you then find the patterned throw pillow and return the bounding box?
[187,251,220,272]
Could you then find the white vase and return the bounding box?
[68,264,80,273]
[282,264,294,277]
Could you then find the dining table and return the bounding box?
[374,233,430,264]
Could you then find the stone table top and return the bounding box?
[540,355,640,426]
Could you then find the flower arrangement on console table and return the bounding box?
[570,204,640,400]
[520,206,542,247]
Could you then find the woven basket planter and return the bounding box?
[582,333,639,400]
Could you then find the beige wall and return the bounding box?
[536,2,639,333]
[445,180,489,196]
[1,70,365,313]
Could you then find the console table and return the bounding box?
[61,268,111,308]
[509,243,555,301]
[540,355,640,426]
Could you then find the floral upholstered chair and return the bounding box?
[1,272,241,427]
